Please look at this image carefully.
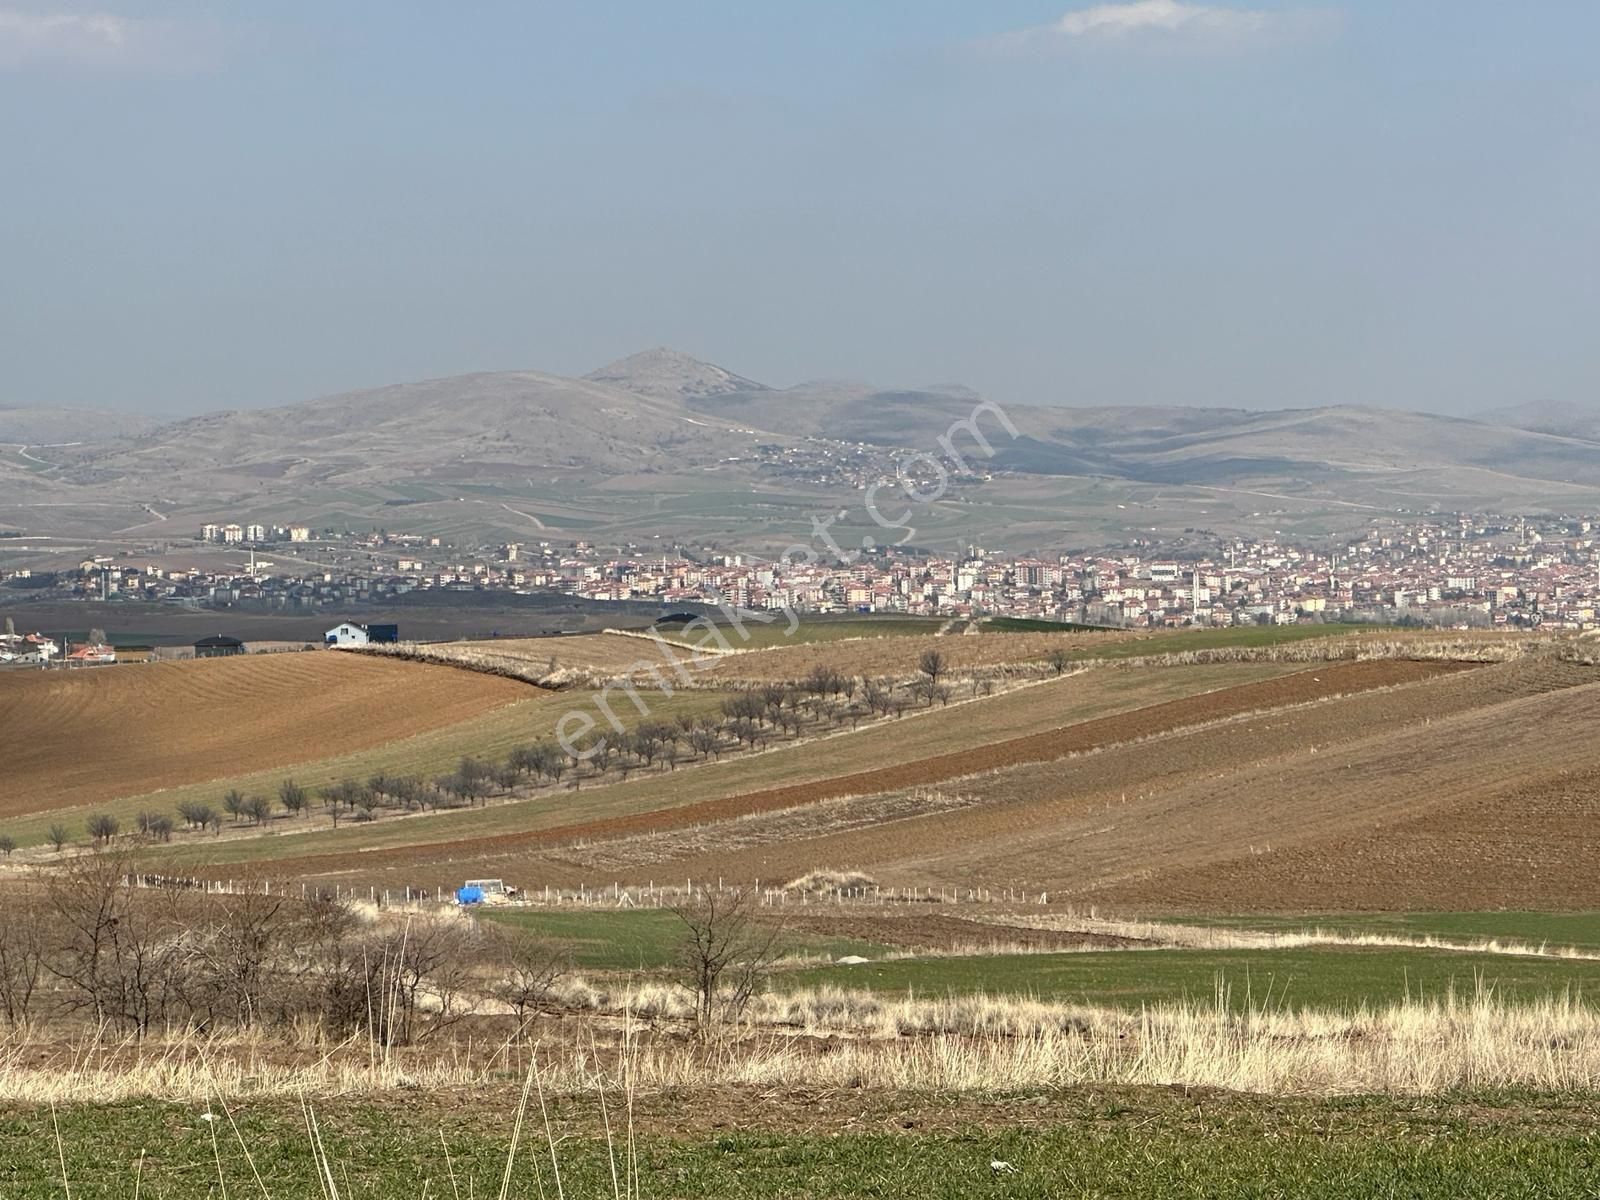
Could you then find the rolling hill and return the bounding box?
[0,405,163,445]
[7,348,1600,549]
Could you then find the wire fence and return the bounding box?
[125,872,1054,910]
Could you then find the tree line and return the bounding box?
[8,649,1079,853]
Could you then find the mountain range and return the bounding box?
[3,349,1599,553]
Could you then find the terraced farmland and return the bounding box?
[177,657,1470,887]
[612,656,1600,909]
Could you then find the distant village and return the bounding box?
[5,512,1600,645]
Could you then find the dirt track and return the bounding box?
[239,658,1471,881]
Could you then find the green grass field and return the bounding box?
[19,1092,1600,1198]
[782,945,1600,1010]
[480,908,888,970]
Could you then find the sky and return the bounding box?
[2,1,1598,418]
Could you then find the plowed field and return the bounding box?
[561,658,1600,911]
[0,654,528,817]
[225,657,1468,882]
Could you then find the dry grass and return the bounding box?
[13,986,1600,1102]
[1013,911,1600,961]
[699,628,1140,682]
[365,631,706,689]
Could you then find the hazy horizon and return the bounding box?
[4,1,1599,419]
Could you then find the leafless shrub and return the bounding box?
[0,889,48,1023]
[486,926,571,1020]
[44,853,194,1036]
[670,887,784,1031]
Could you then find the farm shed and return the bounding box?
[194,634,246,658]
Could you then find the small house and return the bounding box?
[325,622,370,646]
[64,641,117,667]
[324,622,399,647]
[194,634,246,659]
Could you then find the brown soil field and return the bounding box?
[159,661,1303,869]
[1091,756,1600,914]
[664,658,1600,913]
[233,657,1469,886]
[0,653,529,817]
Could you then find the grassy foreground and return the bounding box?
[14,1090,1600,1198]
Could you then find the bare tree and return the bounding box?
[487,927,570,1020]
[45,852,195,1035]
[0,890,47,1023]
[189,884,323,1027]
[46,824,70,853]
[340,919,482,1046]
[279,779,309,818]
[670,887,784,1031]
[178,800,214,831]
[917,648,947,698]
[862,678,891,717]
[86,813,119,846]
[689,726,721,760]
[0,835,14,859]
[1046,648,1073,675]
[136,812,175,843]
[804,664,846,697]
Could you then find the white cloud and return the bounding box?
[0,8,216,71]
[984,1,1336,54]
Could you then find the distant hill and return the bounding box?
[8,348,1600,549]
[70,367,759,485]
[1473,400,1600,440]
[0,406,162,445]
[585,347,770,403]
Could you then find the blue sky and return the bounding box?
[2,1,1597,417]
